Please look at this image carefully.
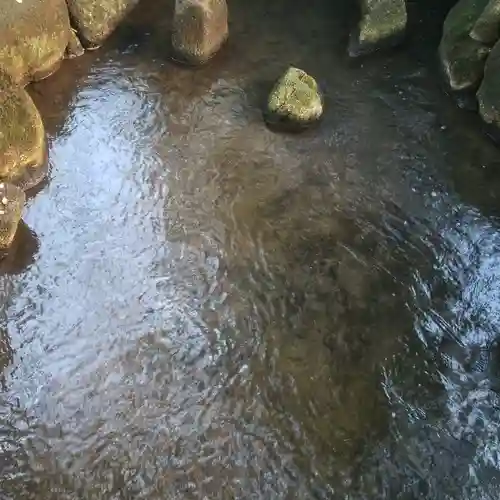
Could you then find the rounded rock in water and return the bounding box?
[172,0,228,65]
[0,183,26,249]
[0,74,48,191]
[265,67,323,131]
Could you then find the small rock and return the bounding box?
[0,183,25,249]
[65,29,85,59]
[0,74,48,191]
[348,0,407,57]
[439,0,491,91]
[67,0,140,48]
[470,0,500,46]
[265,67,323,131]
[172,0,228,65]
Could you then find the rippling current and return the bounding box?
[2,0,500,498]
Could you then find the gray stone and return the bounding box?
[349,0,407,57]
[439,0,491,91]
[172,0,228,65]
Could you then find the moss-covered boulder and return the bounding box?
[0,76,47,191]
[172,0,228,65]
[0,0,70,84]
[478,39,500,127]
[0,183,26,249]
[439,0,491,91]
[470,0,500,45]
[67,0,140,48]
[265,67,323,131]
[348,0,407,57]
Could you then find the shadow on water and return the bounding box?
[2,0,500,498]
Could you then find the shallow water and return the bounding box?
[2,0,500,498]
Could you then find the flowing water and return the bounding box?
[2,0,500,498]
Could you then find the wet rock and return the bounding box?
[470,0,500,45]
[0,0,70,84]
[439,0,491,91]
[67,0,140,48]
[0,183,26,249]
[0,75,47,191]
[478,39,500,127]
[348,0,407,57]
[65,29,85,59]
[265,67,323,131]
[172,0,228,65]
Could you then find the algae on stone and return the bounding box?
[0,0,70,84]
[349,0,407,57]
[172,0,228,65]
[470,0,500,45]
[478,38,500,126]
[0,183,26,249]
[439,0,491,91]
[0,75,47,191]
[67,0,140,47]
[266,67,323,129]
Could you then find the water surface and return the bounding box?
[2,0,500,498]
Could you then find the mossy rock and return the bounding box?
[0,183,26,249]
[478,38,500,128]
[0,0,70,84]
[470,0,500,45]
[0,75,48,191]
[265,67,323,131]
[172,0,228,65]
[67,0,140,48]
[439,0,491,91]
[349,0,407,57]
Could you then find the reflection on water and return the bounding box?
[2,0,500,498]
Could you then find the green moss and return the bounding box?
[439,0,491,90]
[0,75,46,189]
[267,67,323,125]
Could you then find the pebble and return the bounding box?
[1,197,8,205]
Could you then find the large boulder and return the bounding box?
[0,183,26,250]
[470,0,500,45]
[0,75,48,191]
[66,0,140,48]
[478,39,500,127]
[265,67,323,131]
[348,0,407,57]
[172,0,228,65]
[439,0,491,91]
[0,0,71,84]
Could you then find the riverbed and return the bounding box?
[2,0,500,498]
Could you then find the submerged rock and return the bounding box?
[439,0,491,91]
[0,75,47,191]
[265,67,323,131]
[0,183,26,249]
[470,0,500,45]
[348,0,407,57]
[172,0,228,65]
[478,39,500,127]
[67,0,140,48]
[0,0,70,84]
